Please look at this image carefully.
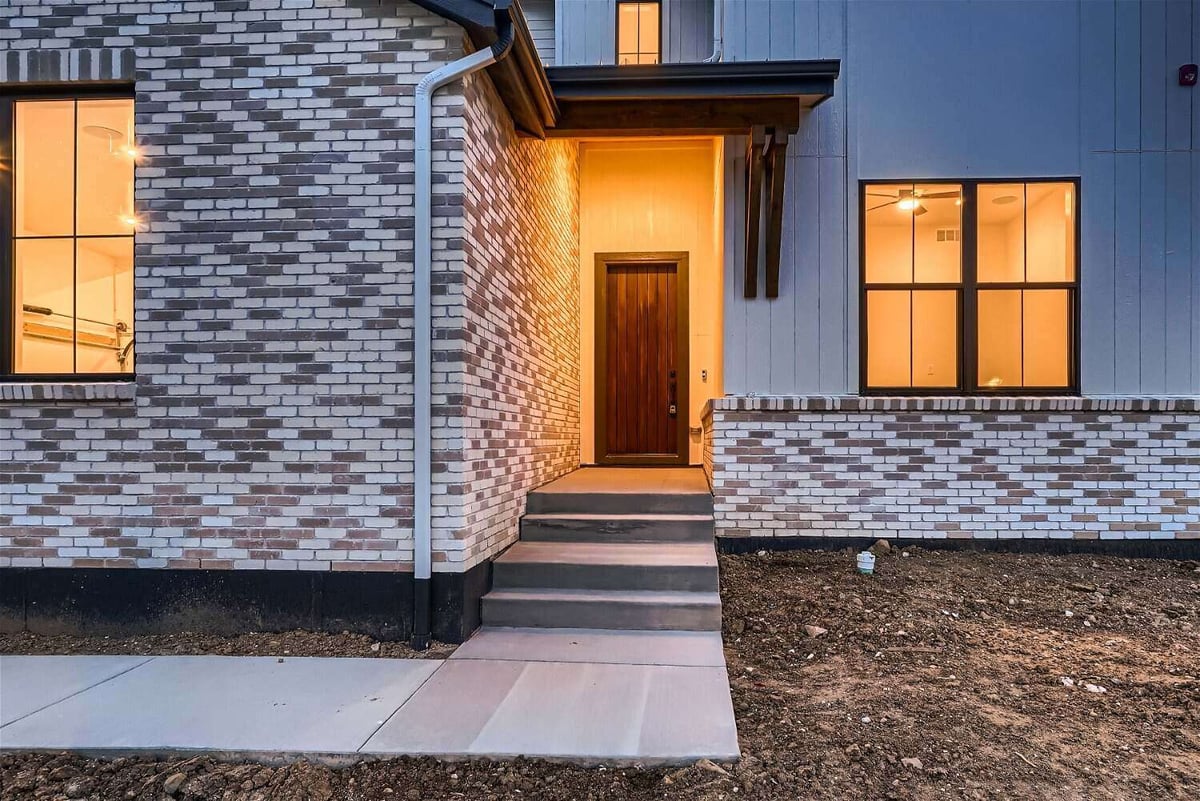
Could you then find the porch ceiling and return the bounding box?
[545,60,841,138]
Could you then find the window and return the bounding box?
[617,1,661,65]
[1,92,136,379]
[861,180,1078,394]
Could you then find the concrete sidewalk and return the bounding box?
[0,628,739,764]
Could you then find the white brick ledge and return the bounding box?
[705,395,1200,415]
[0,382,136,403]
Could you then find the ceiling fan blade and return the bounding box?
[866,192,899,198]
[918,191,962,199]
[866,200,899,212]
[913,205,929,216]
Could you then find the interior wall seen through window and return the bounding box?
[10,97,135,376]
[863,181,1075,392]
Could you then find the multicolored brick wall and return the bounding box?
[445,71,581,570]
[0,1,472,572]
[706,396,1200,542]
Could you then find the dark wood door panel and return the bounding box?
[595,253,689,465]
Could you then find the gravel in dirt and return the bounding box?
[2,548,1198,800]
[0,630,455,659]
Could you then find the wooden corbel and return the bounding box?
[763,128,789,298]
[743,126,767,298]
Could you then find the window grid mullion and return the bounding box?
[72,99,78,374]
[962,181,979,393]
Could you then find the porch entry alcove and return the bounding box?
[544,60,840,466]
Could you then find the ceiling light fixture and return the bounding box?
[897,198,921,211]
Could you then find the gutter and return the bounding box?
[411,3,516,650]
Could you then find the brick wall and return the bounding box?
[708,396,1200,542]
[440,70,580,570]
[0,0,470,572]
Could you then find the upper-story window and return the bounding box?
[862,180,1078,394]
[617,1,661,65]
[1,92,136,379]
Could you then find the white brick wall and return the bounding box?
[0,1,484,572]
[706,396,1200,542]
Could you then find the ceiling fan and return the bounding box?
[866,188,960,215]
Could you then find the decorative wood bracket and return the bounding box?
[743,127,767,299]
[743,126,790,299]
[763,128,789,299]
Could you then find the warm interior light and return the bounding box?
[986,376,1003,387]
[897,198,921,211]
[954,197,963,206]
[122,145,141,160]
[119,214,140,228]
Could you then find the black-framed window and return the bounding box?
[1,88,136,381]
[616,0,661,65]
[861,179,1079,395]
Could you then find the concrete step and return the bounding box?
[525,490,713,516]
[492,542,718,592]
[481,588,723,632]
[520,513,714,544]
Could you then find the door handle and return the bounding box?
[668,369,677,417]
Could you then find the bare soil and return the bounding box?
[0,630,455,660]
[2,548,1198,800]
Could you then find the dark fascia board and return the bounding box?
[409,0,557,137]
[547,59,842,104]
[410,0,498,45]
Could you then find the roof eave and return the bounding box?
[410,0,557,137]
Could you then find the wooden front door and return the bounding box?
[595,252,689,465]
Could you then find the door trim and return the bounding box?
[594,251,690,466]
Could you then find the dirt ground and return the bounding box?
[2,548,1198,800]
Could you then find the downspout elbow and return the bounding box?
[702,0,724,63]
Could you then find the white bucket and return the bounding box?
[857,551,876,575]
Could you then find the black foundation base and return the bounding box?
[0,562,491,644]
[717,535,1200,560]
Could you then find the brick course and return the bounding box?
[706,396,1200,542]
[445,70,580,569]
[0,1,492,572]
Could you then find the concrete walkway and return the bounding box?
[0,628,739,764]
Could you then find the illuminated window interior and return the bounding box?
[864,183,963,389]
[864,181,1076,393]
[9,97,136,376]
[976,182,1074,389]
[617,1,661,65]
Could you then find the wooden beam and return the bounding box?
[744,127,767,299]
[763,128,789,299]
[548,98,800,138]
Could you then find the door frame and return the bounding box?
[594,251,690,466]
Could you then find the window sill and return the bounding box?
[707,395,1200,415]
[0,382,136,403]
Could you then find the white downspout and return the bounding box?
[412,21,513,649]
[703,0,724,63]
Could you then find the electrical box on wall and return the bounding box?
[1181,64,1198,87]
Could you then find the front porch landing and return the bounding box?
[534,467,711,497]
